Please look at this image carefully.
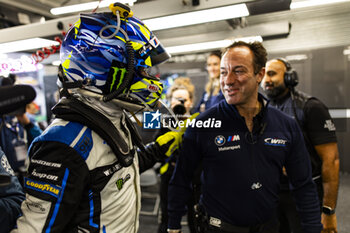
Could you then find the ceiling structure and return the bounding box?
[0,0,290,47]
[1,0,350,60]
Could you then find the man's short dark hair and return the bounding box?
[222,41,267,74]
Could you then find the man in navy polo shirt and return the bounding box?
[167,41,322,233]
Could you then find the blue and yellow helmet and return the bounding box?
[60,3,170,109]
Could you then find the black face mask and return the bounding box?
[264,83,287,99]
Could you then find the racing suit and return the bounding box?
[168,94,322,233]
[12,95,166,233]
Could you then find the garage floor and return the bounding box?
[139,172,350,233]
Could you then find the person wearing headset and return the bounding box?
[167,41,322,233]
[261,58,339,233]
[11,3,180,233]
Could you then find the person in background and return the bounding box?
[0,76,42,185]
[26,102,40,121]
[195,51,225,113]
[167,41,322,233]
[0,83,36,233]
[168,77,195,116]
[261,58,339,233]
[11,3,180,233]
[0,149,25,233]
[158,77,197,233]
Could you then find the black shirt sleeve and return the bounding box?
[303,98,337,145]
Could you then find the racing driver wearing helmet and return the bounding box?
[12,3,177,233]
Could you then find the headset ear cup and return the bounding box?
[284,69,298,87]
[276,57,298,88]
[291,70,298,87]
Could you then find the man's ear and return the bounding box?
[257,67,265,84]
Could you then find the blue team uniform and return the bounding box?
[168,94,322,233]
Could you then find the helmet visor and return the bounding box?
[137,36,171,67]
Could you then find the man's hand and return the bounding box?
[321,213,337,233]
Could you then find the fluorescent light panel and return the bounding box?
[329,109,350,119]
[144,4,249,31]
[166,36,263,54]
[290,0,350,9]
[51,0,137,15]
[0,38,60,54]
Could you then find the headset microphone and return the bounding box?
[0,85,36,115]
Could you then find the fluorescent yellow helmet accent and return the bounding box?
[145,57,152,67]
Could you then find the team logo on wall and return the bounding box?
[214,135,226,146]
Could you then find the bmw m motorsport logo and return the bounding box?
[264,138,287,147]
[214,135,226,146]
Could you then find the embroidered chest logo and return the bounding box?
[227,135,240,142]
[116,174,131,190]
[214,135,226,146]
[251,182,262,190]
[324,120,336,131]
[264,138,287,147]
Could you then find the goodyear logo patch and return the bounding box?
[24,178,61,198]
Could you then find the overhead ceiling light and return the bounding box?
[0,54,8,59]
[343,47,350,55]
[329,109,350,119]
[290,0,350,9]
[51,0,137,15]
[0,38,60,54]
[166,36,262,55]
[285,54,308,61]
[143,4,249,31]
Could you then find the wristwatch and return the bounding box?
[322,205,336,215]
